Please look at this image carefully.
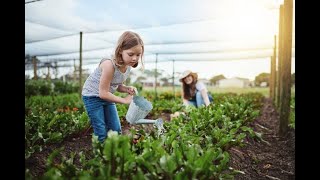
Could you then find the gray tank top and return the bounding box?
[82,58,131,96]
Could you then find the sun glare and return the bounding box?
[205,0,278,44]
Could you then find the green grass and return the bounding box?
[208,87,270,97]
[143,86,295,98]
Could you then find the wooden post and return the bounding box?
[279,0,293,136]
[270,35,277,103]
[79,32,83,97]
[277,5,284,109]
[270,55,275,101]
[269,56,272,97]
[32,56,38,80]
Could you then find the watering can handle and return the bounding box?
[134,88,139,96]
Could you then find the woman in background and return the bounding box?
[179,70,213,108]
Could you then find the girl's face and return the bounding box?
[121,45,142,66]
[183,75,193,84]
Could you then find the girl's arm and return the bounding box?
[200,89,210,106]
[181,88,189,106]
[117,84,136,95]
[98,61,132,104]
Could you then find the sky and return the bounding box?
[25,0,295,81]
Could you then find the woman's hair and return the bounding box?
[182,73,198,100]
[113,31,144,69]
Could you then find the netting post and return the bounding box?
[279,0,293,136]
[172,59,175,99]
[155,53,158,100]
[79,32,83,98]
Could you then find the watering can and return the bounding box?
[125,89,164,134]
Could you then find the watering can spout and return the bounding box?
[154,118,164,129]
[154,118,165,136]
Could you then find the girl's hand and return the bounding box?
[126,86,137,95]
[123,95,133,104]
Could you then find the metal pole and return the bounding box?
[54,61,58,79]
[79,32,83,97]
[172,59,175,99]
[155,53,158,100]
[32,56,38,80]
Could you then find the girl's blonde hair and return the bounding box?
[113,31,144,69]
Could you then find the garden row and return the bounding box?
[26,91,266,179]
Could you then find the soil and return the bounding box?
[228,98,295,180]
[25,98,295,179]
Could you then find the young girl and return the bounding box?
[82,31,144,142]
[179,70,213,108]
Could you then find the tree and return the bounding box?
[143,69,162,77]
[160,77,170,86]
[135,76,146,83]
[254,73,270,86]
[210,74,226,85]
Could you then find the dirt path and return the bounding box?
[228,98,295,180]
[25,98,295,179]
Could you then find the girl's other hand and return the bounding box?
[126,86,137,95]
